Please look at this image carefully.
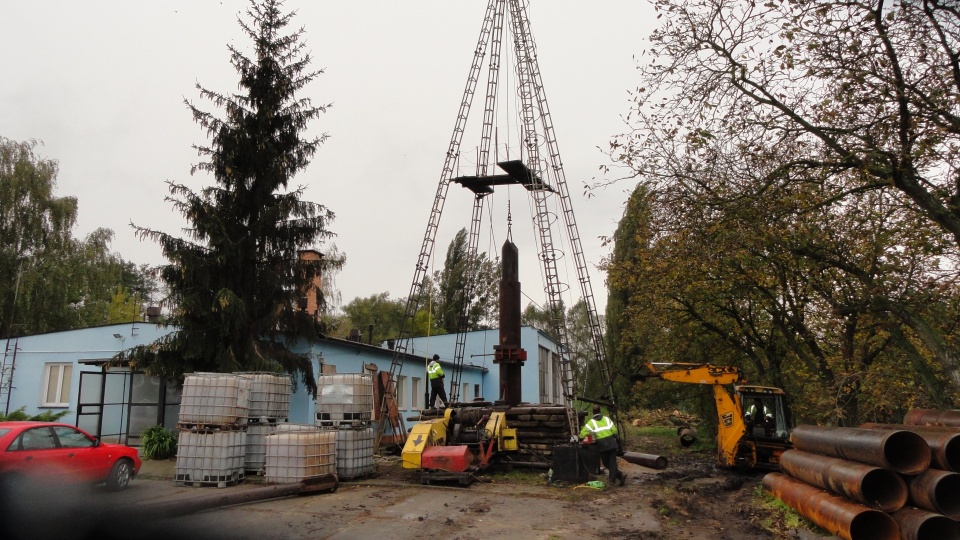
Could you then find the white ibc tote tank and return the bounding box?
[175,430,247,487]
[333,426,375,479]
[238,372,291,419]
[265,430,337,484]
[179,373,251,426]
[315,373,374,425]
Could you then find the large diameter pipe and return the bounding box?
[678,427,697,448]
[860,423,960,472]
[779,449,907,512]
[903,409,960,428]
[622,451,668,470]
[891,507,960,540]
[907,469,960,519]
[790,425,931,475]
[762,473,898,540]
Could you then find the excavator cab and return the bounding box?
[735,385,792,469]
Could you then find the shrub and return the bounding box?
[140,425,177,460]
[0,407,70,422]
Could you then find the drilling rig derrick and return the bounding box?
[376,0,617,456]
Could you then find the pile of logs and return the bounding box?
[763,408,960,540]
[628,409,699,428]
[504,405,584,465]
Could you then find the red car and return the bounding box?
[0,421,141,491]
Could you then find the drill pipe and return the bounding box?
[622,451,668,470]
[762,473,899,540]
[907,468,960,519]
[790,425,931,475]
[493,239,524,406]
[891,507,960,540]
[123,475,339,521]
[904,409,960,429]
[860,423,960,472]
[779,449,907,512]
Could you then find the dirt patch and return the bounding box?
[364,434,812,540]
[132,431,817,539]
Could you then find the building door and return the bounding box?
[76,369,176,446]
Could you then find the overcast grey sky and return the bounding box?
[1,1,654,315]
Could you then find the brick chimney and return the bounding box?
[297,249,323,322]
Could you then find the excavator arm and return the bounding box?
[641,363,748,468]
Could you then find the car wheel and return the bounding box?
[106,458,134,491]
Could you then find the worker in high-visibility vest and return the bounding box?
[577,404,626,486]
[427,354,448,408]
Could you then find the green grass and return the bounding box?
[754,483,822,533]
[632,426,677,437]
[494,468,546,485]
[622,423,716,456]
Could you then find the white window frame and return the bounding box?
[41,363,73,407]
[538,346,549,403]
[462,383,469,402]
[397,376,408,409]
[412,377,421,409]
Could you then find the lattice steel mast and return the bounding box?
[376,0,615,448]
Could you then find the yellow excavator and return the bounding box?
[641,362,793,470]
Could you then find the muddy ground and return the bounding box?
[1,429,831,540]
[349,429,826,540]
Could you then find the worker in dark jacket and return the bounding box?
[579,404,626,486]
[427,354,448,408]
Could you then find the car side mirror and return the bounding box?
[93,439,100,448]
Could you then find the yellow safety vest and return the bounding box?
[428,362,444,380]
[580,415,617,440]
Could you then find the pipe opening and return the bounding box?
[916,515,960,540]
[860,469,907,512]
[849,510,899,540]
[942,435,960,473]
[884,431,932,474]
[933,473,960,519]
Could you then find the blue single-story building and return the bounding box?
[400,326,566,406]
[1,322,563,445]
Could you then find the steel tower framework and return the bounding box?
[376,0,615,448]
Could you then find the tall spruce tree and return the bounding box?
[132,0,337,395]
[433,228,499,333]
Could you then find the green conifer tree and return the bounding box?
[133,0,338,395]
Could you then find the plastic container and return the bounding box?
[175,430,247,487]
[315,373,374,425]
[332,426,375,479]
[265,430,337,484]
[244,421,279,473]
[237,372,291,419]
[179,373,251,426]
[275,423,321,433]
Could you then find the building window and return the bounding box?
[552,352,562,404]
[462,383,469,402]
[42,363,72,407]
[412,377,421,409]
[538,346,549,403]
[474,384,481,401]
[397,376,408,409]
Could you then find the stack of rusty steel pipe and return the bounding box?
[763,408,960,540]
